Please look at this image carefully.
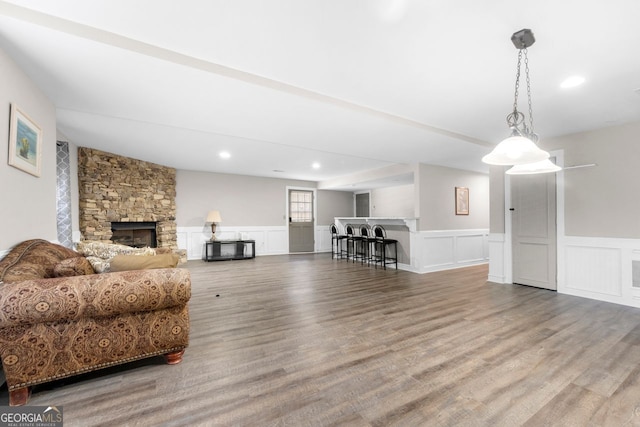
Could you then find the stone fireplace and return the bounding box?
[78,147,177,250]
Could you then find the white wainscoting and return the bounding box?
[316,226,333,253]
[560,236,640,308]
[488,233,507,283]
[411,229,489,274]
[178,225,334,260]
[178,226,288,260]
[488,233,640,308]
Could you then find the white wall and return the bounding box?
[0,46,58,252]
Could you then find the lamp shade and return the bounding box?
[482,135,550,166]
[206,210,222,223]
[506,159,561,175]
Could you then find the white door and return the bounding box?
[288,190,315,253]
[511,171,557,290]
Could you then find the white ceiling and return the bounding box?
[1,0,639,189]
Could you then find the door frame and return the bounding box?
[503,149,565,286]
[285,186,317,253]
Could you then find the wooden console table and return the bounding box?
[203,240,255,261]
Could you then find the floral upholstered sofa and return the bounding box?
[0,239,191,406]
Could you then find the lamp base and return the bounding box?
[210,223,218,241]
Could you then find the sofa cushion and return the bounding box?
[75,241,156,259]
[53,257,96,277]
[0,239,81,283]
[76,241,163,273]
[109,253,180,272]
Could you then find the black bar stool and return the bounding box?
[357,224,373,265]
[329,223,347,259]
[345,224,362,262]
[371,224,398,270]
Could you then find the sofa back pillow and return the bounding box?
[109,253,180,272]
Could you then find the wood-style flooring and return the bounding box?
[2,254,640,426]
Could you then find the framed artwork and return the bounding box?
[8,104,42,177]
[455,186,469,215]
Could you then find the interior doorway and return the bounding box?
[288,189,315,253]
[355,192,370,217]
[510,170,557,290]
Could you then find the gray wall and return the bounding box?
[0,47,58,251]
[490,121,640,238]
[176,170,353,227]
[416,164,490,231]
[546,121,640,238]
[489,165,506,233]
[371,184,414,217]
[317,190,354,225]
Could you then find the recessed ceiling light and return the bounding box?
[219,151,231,159]
[312,162,321,169]
[272,169,284,173]
[560,76,586,89]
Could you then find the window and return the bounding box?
[290,190,313,222]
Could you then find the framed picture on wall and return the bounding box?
[8,103,42,177]
[455,186,469,215]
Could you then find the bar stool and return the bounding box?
[357,224,373,265]
[329,223,347,259]
[345,224,362,262]
[371,224,398,270]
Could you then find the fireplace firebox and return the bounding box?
[111,222,157,248]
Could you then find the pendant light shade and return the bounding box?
[482,135,549,166]
[483,29,552,171]
[506,158,561,175]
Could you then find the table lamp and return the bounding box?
[206,210,222,240]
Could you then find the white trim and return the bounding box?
[555,150,566,292]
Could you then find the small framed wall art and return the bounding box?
[8,103,42,177]
[455,186,469,215]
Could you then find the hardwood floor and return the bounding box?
[2,254,640,426]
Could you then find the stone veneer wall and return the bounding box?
[78,147,177,249]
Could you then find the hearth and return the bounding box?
[111,222,157,248]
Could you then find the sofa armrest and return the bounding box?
[0,268,190,328]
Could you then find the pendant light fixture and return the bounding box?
[482,29,551,166]
[505,158,561,175]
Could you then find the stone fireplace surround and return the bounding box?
[78,147,177,250]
